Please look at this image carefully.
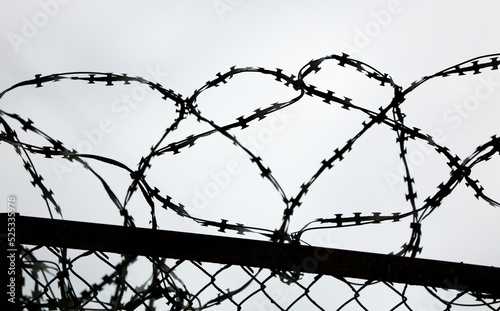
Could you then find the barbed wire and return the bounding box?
[2,53,500,309]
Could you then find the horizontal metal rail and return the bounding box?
[2,213,500,298]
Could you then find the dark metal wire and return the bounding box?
[2,53,500,309]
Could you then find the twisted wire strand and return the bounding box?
[2,53,500,309]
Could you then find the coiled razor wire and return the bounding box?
[1,53,500,310]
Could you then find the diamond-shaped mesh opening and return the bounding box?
[16,243,500,310]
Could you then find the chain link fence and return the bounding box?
[16,243,499,310]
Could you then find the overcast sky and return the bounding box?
[1,1,500,309]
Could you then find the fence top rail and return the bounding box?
[1,213,499,297]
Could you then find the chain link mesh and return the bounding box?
[18,244,500,310]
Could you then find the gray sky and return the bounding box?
[1,1,500,309]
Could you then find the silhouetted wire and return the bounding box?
[2,53,500,310]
